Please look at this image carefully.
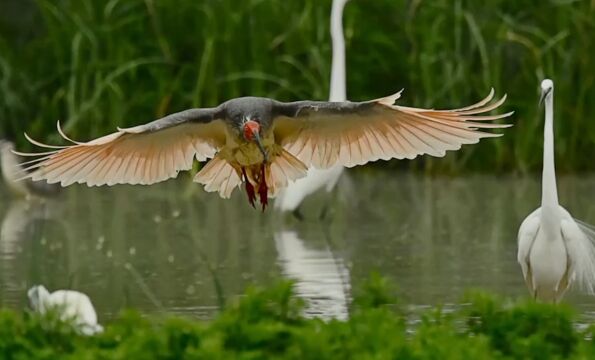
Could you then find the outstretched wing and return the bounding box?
[272,89,512,168]
[561,213,595,294]
[16,107,227,186]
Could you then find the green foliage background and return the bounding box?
[0,0,593,173]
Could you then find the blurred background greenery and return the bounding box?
[0,0,593,173]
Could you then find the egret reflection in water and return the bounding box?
[275,229,351,320]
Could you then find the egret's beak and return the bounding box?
[539,88,551,107]
[252,132,268,163]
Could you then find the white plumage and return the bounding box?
[517,79,595,302]
[27,285,103,335]
[274,230,350,320]
[0,140,59,198]
[275,0,348,213]
[1,140,30,197]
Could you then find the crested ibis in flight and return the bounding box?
[15,90,512,210]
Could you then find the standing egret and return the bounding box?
[0,139,59,198]
[275,0,349,217]
[517,79,595,302]
[28,285,103,335]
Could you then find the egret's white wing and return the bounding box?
[517,208,541,293]
[274,165,343,211]
[561,213,595,294]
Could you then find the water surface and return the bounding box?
[1,172,595,321]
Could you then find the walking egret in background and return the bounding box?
[16,89,512,211]
[275,0,348,217]
[517,79,595,302]
[0,140,59,198]
[28,285,103,335]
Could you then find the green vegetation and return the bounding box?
[1,279,595,359]
[0,0,593,172]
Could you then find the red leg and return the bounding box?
[258,165,268,211]
[242,167,256,208]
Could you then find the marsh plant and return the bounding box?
[1,278,595,359]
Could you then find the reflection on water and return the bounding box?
[275,230,350,320]
[1,173,595,321]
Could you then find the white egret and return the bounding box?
[517,79,595,302]
[28,285,103,335]
[274,0,349,217]
[0,139,59,198]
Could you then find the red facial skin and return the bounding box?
[243,120,260,141]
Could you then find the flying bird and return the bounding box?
[275,0,348,216]
[517,79,595,303]
[16,90,512,210]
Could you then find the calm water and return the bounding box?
[1,172,595,321]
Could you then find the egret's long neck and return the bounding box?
[329,0,347,102]
[541,92,560,222]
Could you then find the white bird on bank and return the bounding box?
[274,0,348,217]
[27,285,103,335]
[517,79,595,303]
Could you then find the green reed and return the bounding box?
[0,0,593,173]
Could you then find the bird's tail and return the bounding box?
[241,148,307,210]
[193,155,242,199]
[571,219,595,294]
[267,148,308,197]
[195,148,307,210]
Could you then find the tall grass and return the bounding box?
[0,0,593,173]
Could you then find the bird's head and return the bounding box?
[539,79,554,105]
[27,285,50,312]
[242,115,268,162]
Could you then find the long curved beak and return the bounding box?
[539,88,551,107]
[252,132,268,163]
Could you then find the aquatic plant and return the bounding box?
[1,279,595,359]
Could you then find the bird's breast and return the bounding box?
[530,231,568,288]
[220,131,275,167]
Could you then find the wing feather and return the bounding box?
[399,120,446,156]
[365,125,392,160]
[561,213,595,294]
[517,209,541,293]
[18,108,226,186]
[273,90,511,168]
